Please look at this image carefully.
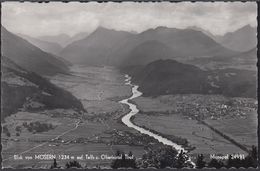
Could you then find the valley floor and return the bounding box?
[1,65,257,168]
[2,65,147,168]
[132,94,257,161]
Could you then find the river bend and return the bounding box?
[120,75,186,152]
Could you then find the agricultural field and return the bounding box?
[132,113,245,159]
[1,66,152,168]
[205,110,257,148]
[50,66,132,102]
[50,66,133,120]
[132,94,257,159]
[2,65,257,168]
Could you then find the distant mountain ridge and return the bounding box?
[61,26,237,67]
[214,25,257,52]
[187,25,257,52]
[186,26,217,40]
[1,26,70,76]
[13,24,254,71]
[113,26,237,66]
[60,27,134,66]
[38,34,71,47]
[18,33,63,55]
[38,32,89,47]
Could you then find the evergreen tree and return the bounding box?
[244,145,258,168]
[140,147,192,169]
[158,147,178,168]
[6,132,10,137]
[128,151,133,157]
[176,150,188,168]
[111,151,137,169]
[208,159,224,169]
[115,150,121,156]
[196,154,206,169]
[122,153,126,160]
[226,150,257,169]
[53,159,57,168]
[251,145,257,162]
[50,158,58,169]
[65,160,82,168]
[226,154,233,168]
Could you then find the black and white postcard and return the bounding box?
[1,1,258,169]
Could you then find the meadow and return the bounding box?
[132,94,257,160]
[2,66,146,168]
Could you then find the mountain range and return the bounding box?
[1,56,85,121]
[38,32,89,47]
[61,26,240,67]
[18,33,63,55]
[11,24,255,69]
[214,25,257,52]
[125,59,256,98]
[60,27,134,66]
[1,26,70,76]
[1,24,256,101]
[129,59,211,96]
[188,25,257,52]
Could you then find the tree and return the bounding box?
[226,154,233,168]
[243,146,258,168]
[208,159,224,169]
[6,132,11,137]
[3,126,11,137]
[3,126,8,133]
[158,147,178,168]
[15,126,22,132]
[115,150,121,156]
[251,145,257,161]
[226,150,257,168]
[139,146,194,169]
[111,151,137,169]
[128,151,133,157]
[175,150,189,168]
[196,154,206,169]
[23,122,28,127]
[53,159,57,168]
[65,160,82,168]
[50,159,58,169]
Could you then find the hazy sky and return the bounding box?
[1,2,257,37]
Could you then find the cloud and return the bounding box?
[1,1,257,37]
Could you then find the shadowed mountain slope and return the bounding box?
[123,59,256,98]
[1,26,70,76]
[1,56,85,121]
[18,34,63,55]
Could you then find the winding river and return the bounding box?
[120,74,186,152]
[120,75,195,167]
